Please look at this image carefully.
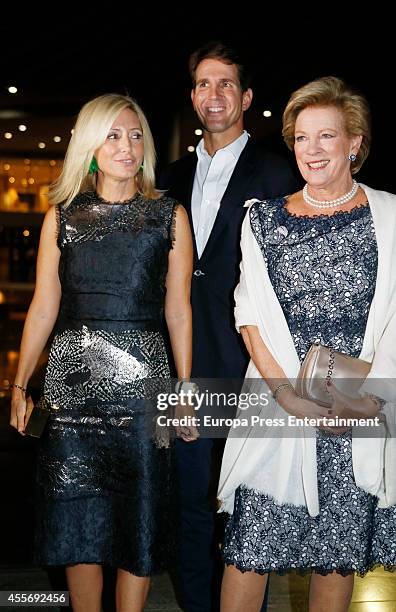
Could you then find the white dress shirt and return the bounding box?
[191,131,249,258]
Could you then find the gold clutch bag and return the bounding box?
[295,342,371,408]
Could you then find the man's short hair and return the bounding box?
[189,41,251,92]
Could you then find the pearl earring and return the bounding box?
[349,153,357,162]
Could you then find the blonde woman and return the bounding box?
[218,77,396,611]
[10,94,194,612]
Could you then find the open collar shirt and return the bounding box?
[191,130,249,258]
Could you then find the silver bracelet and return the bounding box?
[175,380,199,395]
[273,382,293,402]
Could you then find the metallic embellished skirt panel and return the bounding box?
[34,326,177,574]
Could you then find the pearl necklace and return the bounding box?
[303,180,359,209]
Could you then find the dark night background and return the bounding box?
[1,13,395,192]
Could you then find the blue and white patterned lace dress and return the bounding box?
[222,198,396,576]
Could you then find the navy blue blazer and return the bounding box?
[159,140,299,378]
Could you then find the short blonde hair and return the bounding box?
[50,93,160,206]
[282,76,371,174]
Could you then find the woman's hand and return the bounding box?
[277,386,349,433]
[279,386,330,422]
[10,390,34,436]
[173,402,200,443]
[326,382,381,419]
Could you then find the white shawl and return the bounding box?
[218,184,396,517]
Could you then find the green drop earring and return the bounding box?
[89,156,99,175]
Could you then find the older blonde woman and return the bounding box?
[218,77,396,612]
[10,94,194,612]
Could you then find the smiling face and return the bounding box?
[294,105,362,192]
[96,108,144,186]
[191,58,252,140]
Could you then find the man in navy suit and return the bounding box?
[159,42,298,611]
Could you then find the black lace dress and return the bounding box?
[34,191,178,575]
[222,198,396,576]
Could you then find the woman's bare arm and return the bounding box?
[10,206,61,433]
[164,205,198,441]
[165,205,193,381]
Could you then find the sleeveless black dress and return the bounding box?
[34,191,178,575]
